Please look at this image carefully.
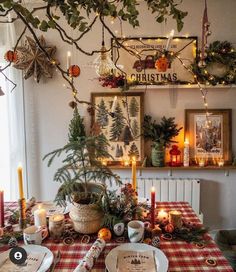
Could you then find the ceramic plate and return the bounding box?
[22,245,53,272]
[32,201,69,217]
[105,243,168,272]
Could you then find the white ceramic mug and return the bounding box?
[23,225,48,245]
[128,220,144,243]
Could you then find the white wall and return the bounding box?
[19,0,236,230]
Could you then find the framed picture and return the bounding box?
[91,92,144,164]
[112,36,198,85]
[185,109,232,164]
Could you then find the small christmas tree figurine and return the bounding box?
[97,98,108,128]
[109,102,125,141]
[128,142,140,159]
[129,97,139,117]
[132,119,139,138]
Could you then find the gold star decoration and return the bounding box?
[14,36,57,83]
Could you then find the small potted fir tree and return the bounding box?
[44,106,121,234]
[143,115,182,167]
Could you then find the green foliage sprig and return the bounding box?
[143,115,182,147]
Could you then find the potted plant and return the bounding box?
[44,106,121,234]
[143,115,182,167]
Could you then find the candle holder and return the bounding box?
[49,214,65,241]
[18,198,27,230]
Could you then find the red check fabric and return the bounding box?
[0,202,233,272]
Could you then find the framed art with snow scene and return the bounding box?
[91,92,144,165]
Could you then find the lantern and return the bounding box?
[68,65,81,77]
[169,145,181,167]
[155,56,169,72]
[4,50,17,63]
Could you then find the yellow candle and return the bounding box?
[132,156,137,191]
[17,163,24,199]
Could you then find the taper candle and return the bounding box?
[151,186,156,229]
[0,191,4,227]
[17,163,24,199]
[67,51,71,70]
[165,29,175,51]
[132,156,137,191]
[183,139,190,167]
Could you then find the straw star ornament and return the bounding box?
[14,36,57,83]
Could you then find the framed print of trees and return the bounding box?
[91,92,144,164]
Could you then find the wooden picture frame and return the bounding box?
[185,109,232,165]
[111,36,198,85]
[91,92,144,165]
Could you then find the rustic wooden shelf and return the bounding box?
[107,165,236,171]
[129,84,236,90]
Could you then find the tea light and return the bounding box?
[49,214,65,240]
[169,210,182,228]
[157,209,168,222]
[101,159,108,166]
[34,205,47,227]
[199,159,205,167]
[218,159,224,167]
[123,158,130,167]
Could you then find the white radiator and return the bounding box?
[117,178,201,216]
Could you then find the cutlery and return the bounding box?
[50,250,61,272]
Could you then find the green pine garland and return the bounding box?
[192,41,236,85]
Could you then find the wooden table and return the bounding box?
[0,201,233,271]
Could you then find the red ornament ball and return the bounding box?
[4,50,17,63]
[155,56,169,72]
[164,223,175,233]
[68,65,81,77]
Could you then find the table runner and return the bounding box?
[0,201,233,272]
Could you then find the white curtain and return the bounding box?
[0,22,27,200]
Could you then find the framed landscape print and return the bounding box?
[185,109,232,164]
[112,36,197,85]
[91,92,144,164]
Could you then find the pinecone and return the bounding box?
[8,237,18,248]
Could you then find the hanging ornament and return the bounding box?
[198,0,211,68]
[4,50,17,63]
[155,56,169,72]
[68,65,81,77]
[93,25,116,77]
[13,36,57,83]
[0,86,4,96]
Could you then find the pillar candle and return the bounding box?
[132,157,137,191]
[17,163,24,199]
[0,191,4,227]
[183,139,190,167]
[169,210,182,228]
[34,205,47,227]
[151,187,156,229]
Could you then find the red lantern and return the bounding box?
[4,50,17,63]
[68,65,81,77]
[169,145,181,167]
[155,56,169,72]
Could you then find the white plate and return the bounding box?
[22,245,53,272]
[32,202,69,217]
[105,243,168,272]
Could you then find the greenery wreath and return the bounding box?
[192,41,236,85]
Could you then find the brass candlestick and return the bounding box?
[18,198,27,230]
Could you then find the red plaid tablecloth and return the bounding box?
[0,202,233,272]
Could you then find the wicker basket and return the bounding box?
[69,202,104,234]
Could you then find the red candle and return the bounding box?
[151,186,156,229]
[0,191,4,227]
